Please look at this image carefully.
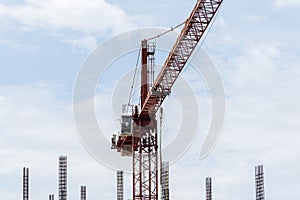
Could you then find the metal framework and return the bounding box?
[49,194,55,200]
[112,1,223,200]
[59,156,67,200]
[132,119,158,200]
[161,161,170,200]
[23,167,29,200]
[255,165,265,200]
[132,1,223,200]
[206,177,212,200]
[81,186,87,200]
[117,171,124,200]
[132,41,158,200]
[140,0,223,117]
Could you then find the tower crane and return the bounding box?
[111,1,224,199]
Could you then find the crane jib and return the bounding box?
[140,0,223,117]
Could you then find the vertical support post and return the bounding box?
[133,40,157,200]
[117,171,124,200]
[141,40,148,107]
[206,177,212,200]
[49,194,55,200]
[159,108,163,180]
[255,165,265,200]
[80,186,87,200]
[132,110,141,200]
[155,127,159,200]
[161,161,169,200]
[23,167,29,200]
[58,155,67,200]
[138,124,143,200]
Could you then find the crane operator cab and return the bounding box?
[111,104,134,156]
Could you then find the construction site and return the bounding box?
[1,0,299,198]
[2,0,300,198]
[19,0,268,199]
[21,155,266,200]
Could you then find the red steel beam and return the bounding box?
[140,0,223,117]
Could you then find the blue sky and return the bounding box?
[0,0,300,199]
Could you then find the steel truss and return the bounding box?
[140,0,223,117]
[130,1,224,200]
[132,119,158,200]
[255,165,265,200]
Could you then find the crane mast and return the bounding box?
[112,1,223,199]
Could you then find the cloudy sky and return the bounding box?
[0,0,300,199]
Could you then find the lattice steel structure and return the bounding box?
[132,1,223,200]
[23,167,29,200]
[140,0,224,116]
[255,165,265,200]
[206,177,212,200]
[58,155,67,200]
[49,194,55,200]
[113,1,224,200]
[161,161,169,200]
[81,186,87,200]
[117,171,124,200]
[132,40,158,200]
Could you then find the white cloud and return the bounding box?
[213,17,226,28]
[1,3,300,196]
[274,0,300,7]
[0,0,150,50]
[177,21,300,197]
[0,82,117,199]
[1,37,300,199]
[204,36,300,198]
[0,38,39,50]
[61,35,98,52]
[242,13,266,21]
[0,0,139,35]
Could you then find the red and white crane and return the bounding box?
[112,1,224,199]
